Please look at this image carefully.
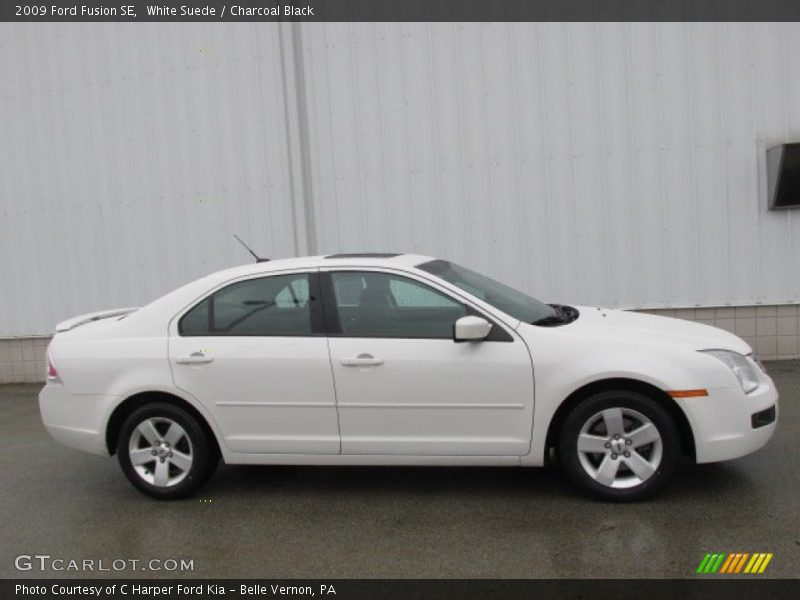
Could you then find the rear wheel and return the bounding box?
[558,391,680,501]
[117,403,216,500]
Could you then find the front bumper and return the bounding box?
[676,377,778,464]
[39,383,116,455]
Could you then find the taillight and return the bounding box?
[46,349,62,383]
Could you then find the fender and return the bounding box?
[102,383,229,458]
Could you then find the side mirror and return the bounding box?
[453,315,492,342]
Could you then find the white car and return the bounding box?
[39,253,778,501]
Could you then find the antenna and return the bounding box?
[233,234,270,263]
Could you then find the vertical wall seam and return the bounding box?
[595,24,612,306]
[717,25,733,305]
[278,23,302,256]
[291,21,318,255]
[320,23,343,251]
[279,22,317,256]
[781,24,796,302]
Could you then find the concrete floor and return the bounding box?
[1,362,798,579]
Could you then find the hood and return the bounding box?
[539,306,751,355]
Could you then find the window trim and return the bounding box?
[319,269,513,342]
[177,271,325,337]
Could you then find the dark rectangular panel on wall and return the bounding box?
[768,143,800,209]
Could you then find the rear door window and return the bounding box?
[180,273,314,336]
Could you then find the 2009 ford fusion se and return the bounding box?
[40,253,778,501]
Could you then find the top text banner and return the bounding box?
[5,0,800,22]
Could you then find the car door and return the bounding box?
[322,268,535,456]
[169,270,340,454]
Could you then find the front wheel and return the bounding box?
[117,403,216,500]
[558,391,680,501]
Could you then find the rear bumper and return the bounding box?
[677,378,778,464]
[39,383,115,455]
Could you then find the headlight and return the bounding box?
[700,349,760,394]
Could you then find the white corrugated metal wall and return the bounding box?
[0,24,301,336]
[302,22,800,310]
[2,23,800,338]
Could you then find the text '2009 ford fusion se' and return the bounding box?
[39,253,778,501]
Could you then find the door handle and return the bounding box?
[175,351,214,365]
[340,353,384,367]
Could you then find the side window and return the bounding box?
[332,272,366,306]
[179,297,210,335]
[330,271,467,338]
[389,278,458,307]
[180,273,314,336]
[274,278,309,308]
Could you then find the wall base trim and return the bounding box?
[2,302,798,384]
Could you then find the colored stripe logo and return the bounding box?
[696,552,773,574]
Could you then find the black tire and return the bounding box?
[558,390,680,502]
[117,403,217,500]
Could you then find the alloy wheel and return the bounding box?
[127,417,194,487]
[576,407,663,489]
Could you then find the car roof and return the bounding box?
[324,252,402,259]
[101,253,439,338]
[209,253,435,282]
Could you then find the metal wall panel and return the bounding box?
[2,23,800,337]
[0,23,298,336]
[300,22,800,310]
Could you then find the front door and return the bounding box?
[322,269,534,456]
[169,270,340,454]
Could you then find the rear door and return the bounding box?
[322,268,535,456]
[169,270,340,454]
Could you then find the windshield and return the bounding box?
[418,260,558,324]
